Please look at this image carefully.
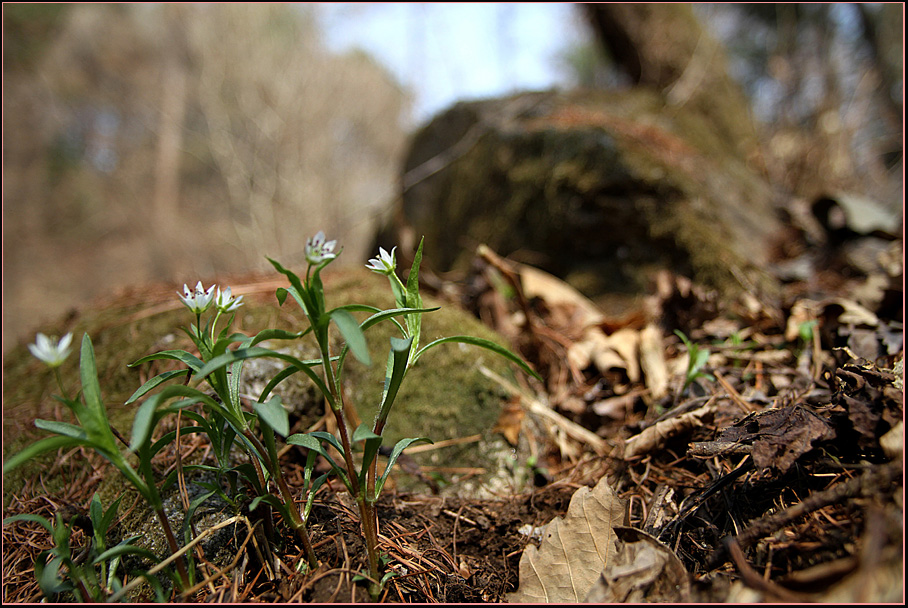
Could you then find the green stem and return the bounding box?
[246,447,277,545]
[242,430,318,570]
[52,367,69,400]
[331,402,381,593]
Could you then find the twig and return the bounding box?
[709,460,903,568]
[725,536,812,602]
[478,365,608,454]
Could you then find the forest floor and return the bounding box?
[2,230,903,603]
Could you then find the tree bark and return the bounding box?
[584,4,762,166]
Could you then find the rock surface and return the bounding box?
[387,89,786,304]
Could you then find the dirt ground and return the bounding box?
[2,228,903,603]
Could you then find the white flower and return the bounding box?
[365,246,397,275]
[215,286,244,313]
[177,281,216,314]
[29,332,74,368]
[305,230,337,265]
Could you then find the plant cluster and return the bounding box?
[3,232,539,601]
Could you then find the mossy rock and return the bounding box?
[2,268,532,505]
[388,89,784,306]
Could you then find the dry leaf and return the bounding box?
[506,476,626,603]
[567,327,641,381]
[519,264,605,328]
[492,399,524,446]
[584,526,691,602]
[624,404,714,460]
[639,324,669,400]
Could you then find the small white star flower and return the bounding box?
[177,281,216,314]
[365,246,397,275]
[215,286,244,313]
[29,332,74,368]
[305,231,337,265]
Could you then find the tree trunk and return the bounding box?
[585,4,762,167]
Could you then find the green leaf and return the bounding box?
[130,386,228,451]
[287,432,352,491]
[254,396,290,438]
[268,258,316,318]
[331,303,382,315]
[97,494,125,540]
[353,423,383,489]
[3,513,55,534]
[375,436,433,497]
[93,543,160,565]
[78,334,104,419]
[360,307,439,333]
[331,308,371,366]
[414,335,541,381]
[89,493,103,539]
[127,350,205,372]
[255,365,299,404]
[248,493,292,522]
[2,435,83,474]
[197,347,335,409]
[352,423,382,444]
[37,554,71,598]
[125,370,190,404]
[34,419,88,441]
[149,425,206,462]
[404,237,425,343]
[247,327,306,345]
[376,336,413,427]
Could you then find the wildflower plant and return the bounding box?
[196,234,539,597]
[3,493,163,602]
[126,278,323,571]
[5,231,539,601]
[674,329,716,395]
[3,333,193,592]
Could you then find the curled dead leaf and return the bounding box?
[584,526,691,603]
[624,404,715,460]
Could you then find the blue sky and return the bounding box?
[316,3,584,125]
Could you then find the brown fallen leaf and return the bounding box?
[624,404,715,460]
[492,398,524,446]
[506,476,627,603]
[715,405,836,474]
[639,323,669,400]
[584,526,691,603]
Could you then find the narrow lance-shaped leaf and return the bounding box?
[3,513,55,533]
[404,237,425,351]
[130,385,231,451]
[254,395,290,438]
[125,370,190,405]
[414,335,542,382]
[376,336,413,428]
[128,350,205,372]
[268,257,308,307]
[34,420,87,441]
[375,436,433,497]
[352,423,383,490]
[196,347,336,409]
[79,334,104,421]
[93,543,161,565]
[286,432,352,492]
[2,435,84,475]
[331,308,371,366]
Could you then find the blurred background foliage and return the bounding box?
[2,3,902,352]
